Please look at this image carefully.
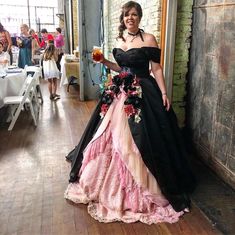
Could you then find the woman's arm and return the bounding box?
[91,50,121,72]
[5,31,12,52]
[151,62,170,111]
[95,39,122,72]
[101,57,121,72]
[147,34,170,111]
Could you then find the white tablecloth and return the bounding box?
[0,71,26,108]
[60,56,80,87]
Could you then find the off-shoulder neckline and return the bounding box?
[113,47,160,53]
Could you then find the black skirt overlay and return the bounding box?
[66,47,196,212]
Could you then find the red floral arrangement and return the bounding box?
[100,71,142,123]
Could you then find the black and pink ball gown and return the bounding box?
[64,47,196,224]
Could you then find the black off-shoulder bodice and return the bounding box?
[113,47,161,77]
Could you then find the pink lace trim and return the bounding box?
[64,124,184,224]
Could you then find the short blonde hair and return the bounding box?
[20,24,29,31]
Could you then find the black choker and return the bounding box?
[128,30,140,36]
[127,29,144,42]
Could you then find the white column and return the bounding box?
[163,0,178,101]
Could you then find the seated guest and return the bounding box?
[0,41,10,66]
[39,28,54,49]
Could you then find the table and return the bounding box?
[0,70,26,108]
[60,55,80,89]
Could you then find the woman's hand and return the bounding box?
[91,50,105,63]
[162,94,170,111]
[99,54,105,63]
[16,38,23,47]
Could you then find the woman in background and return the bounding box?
[29,29,40,47]
[17,24,37,68]
[0,41,10,66]
[0,22,12,64]
[29,29,41,65]
[54,27,64,71]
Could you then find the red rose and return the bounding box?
[124,104,137,117]
[101,104,109,114]
[119,72,129,79]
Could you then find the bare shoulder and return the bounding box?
[142,33,159,47]
[115,37,125,48]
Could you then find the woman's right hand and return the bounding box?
[92,47,104,63]
[99,54,105,63]
[16,38,22,47]
[92,53,106,63]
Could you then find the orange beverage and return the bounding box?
[92,46,103,62]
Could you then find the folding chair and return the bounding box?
[24,65,43,104]
[3,75,39,131]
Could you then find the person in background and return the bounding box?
[0,22,12,64]
[54,27,64,71]
[0,41,10,66]
[39,28,54,49]
[42,41,60,100]
[29,29,41,65]
[17,24,37,68]
[29,29,40,47]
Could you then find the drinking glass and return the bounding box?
[92,46,103,63]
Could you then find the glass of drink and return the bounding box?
[92,46,103,63]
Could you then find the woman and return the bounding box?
[29,29,40,47]
[29,29,41,65]
[0,23,12,64]
[0,41,10,66]
[17,24,37,68]
[54,27,64,71]
[65,1,196,224]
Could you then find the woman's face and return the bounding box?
[20,25,28,34]
[123,7,140,31]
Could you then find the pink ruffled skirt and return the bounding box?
[64,93,184,224]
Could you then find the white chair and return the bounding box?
[3,75,39,131]
[24,65,43,104]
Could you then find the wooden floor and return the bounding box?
[0,80,222,235]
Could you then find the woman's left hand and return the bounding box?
[162,94,170,111]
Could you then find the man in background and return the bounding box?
[40,28,54,49]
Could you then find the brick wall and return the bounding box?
[172,0,193,127]
[72,0,79,49]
